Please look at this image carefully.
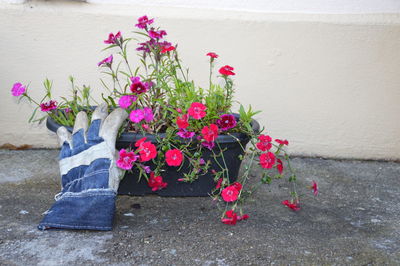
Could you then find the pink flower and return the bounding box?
[130,77,149,95]
[118,95,137,109]
[201,141,215,150]
[11,83,26,96]
[219,65,235,76]
[217,114,237,131]
[199,158,205,165]
[259,152,276,169]
[129,109,145,123]
[276,139,289,146]
[40,100,57,112]
[148,29,167,39]
[176,114,189,129]
[188,102,207,120]
[201,124,218,142]
[238,214,249,221]
[148,172,167,191]
[135,15,154,29]
[206,52,218,59]
[221,210,238,225]
[161,45,175,53]
[256,135,272,151]
[282,200,300,211]
[215,178,223,189]
[97,55,113,67]
[104,31,122,44]
[177,129,195,139]
[311,181,318,196]
[221,185,240,202]
[143,107,154,122]
[165,149,183,166]
[277,158,284,174]
[142,165,151,174]
[232,182,242,192]
[116,149,138,170]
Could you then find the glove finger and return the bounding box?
[99,108,128,149]
[72,111,89,147]
[87,103,108,142]
[57,126,72,159]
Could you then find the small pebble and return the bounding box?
[123,213,135,217]
[19,210,29,215]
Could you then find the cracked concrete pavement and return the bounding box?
[0,149,399,265]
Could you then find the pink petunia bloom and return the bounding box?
[129,109,145,123]
[217,114,237,131]
[161,45,175,53]
[148,29,167,39]
[276,139,289,146]
[259,152,276,169]
[104,31,122,44]
[201,124,218,142]
[221,185,240,202]
[277,158,284,174]
[219,65,235,76]
[188,102,207,120]
[148,172,167,191]
[97,55,113,67]
[165,149,183,167]
[135,15,154,29]
[206,52,218,59]
[177,129,195,139]
[256,135,272,151]
[116,149,138,170]
[282,200,300,211]
[11,82,26,96]
[40,100,57,112]
[118,95,137,109]
[311,181,318,196]
[143,107,154,122]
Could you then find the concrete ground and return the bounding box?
[0,149,399,265]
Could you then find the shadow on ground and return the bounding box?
[0,150,399,265]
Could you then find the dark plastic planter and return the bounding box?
[46,114,260,197]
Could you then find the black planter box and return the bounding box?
[46,114,259,197]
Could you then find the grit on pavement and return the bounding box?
[0,149,399,265]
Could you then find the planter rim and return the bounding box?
[46,113,260,144]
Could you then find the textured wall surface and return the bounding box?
[1,1,400,160]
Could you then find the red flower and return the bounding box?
[165,149,183,166]
[256,134,272,151]
[238,214,249,221]
[215,178,223,189]
[282,200,300,211]
[221,210,238,225]
[311,181,318,196]
[188,102,207,120]
[135,138,157,162]
[201,124,218,142]
[176,114,189,129]
[276,159,284,174]
[232,182,242,192]
[206,52,218,59]
[219,65,235,76]
[161,45,175,53]
[259,152,276,169]
[221,185,240,202]
[216,114,237,131]
[40,100,57,112]
[148,172,167,191]
[276,139,289,146]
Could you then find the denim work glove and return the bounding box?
[38,104,128,230]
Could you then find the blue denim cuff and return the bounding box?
[38,189,116,231]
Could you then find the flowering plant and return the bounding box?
[11,16,317,225]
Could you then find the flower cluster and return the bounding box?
[11,15,316,225]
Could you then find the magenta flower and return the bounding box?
[135,15,154,29]
[177,129,195,139]
[11,83,26,97]
[104,31,122,44]
[118,95,137,109]
[130,77,150,95]
[143,107,154,122]
[129,109,145,123]
[149,29,167,39]
[40,100,57,112]
[141,164,151,174]
[201,141,215,150]
[217,114,237,131]
[97,55,113,67]
[116,149,138,170]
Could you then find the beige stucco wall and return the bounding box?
[1,1,400,160]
